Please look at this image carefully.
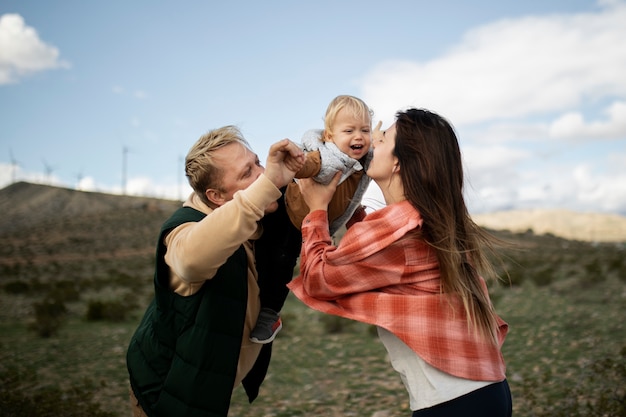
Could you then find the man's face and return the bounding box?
[208,142,279,213]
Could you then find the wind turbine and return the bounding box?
[122,146,135,195]
[9,149,19,184]
[178,155,183,201]
[74,170,84,190]
[122,146,128,195]
[42,159,56,184]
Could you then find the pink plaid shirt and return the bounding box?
[288,200,508,381]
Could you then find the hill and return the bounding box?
[1,181,624,246]
[0,182,182,267]
[0,181,181,234]
[0,182,624,417]
[472,208,626,243]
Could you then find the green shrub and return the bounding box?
[0,366,115,417]
[29,298,67,338]
[48,280,80,302]
[518,346,626,416]
[320,315,354,334]
[505,264,526,286]
[0,263,21,279]
[530,265,557,287]
[3,280,30,294]
[606,253,626,282]
[86,299,127,322]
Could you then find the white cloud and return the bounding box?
[462,145,531,212]
[0,162,186,202]
[463,121,550,145]
[549,100,626,140]
[463,145,529,171]
[361,1,626,126]
[125,176,187,200]
[572,159,626,212]
[111,85,148,99]
[76,176,96,192]
[0,14,70,84]
[0,163,15,186]
[360,1,626,215]
[0,162,64,189]
[133,90,147,99]
[464,152,626,214]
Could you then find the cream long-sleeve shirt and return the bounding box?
[163,174,282,387]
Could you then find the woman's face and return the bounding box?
[366,122,399,183]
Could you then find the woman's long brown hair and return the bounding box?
[394,108,501,344]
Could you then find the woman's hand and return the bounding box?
[298,171,342,212]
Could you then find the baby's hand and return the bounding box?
[372,121,383,144]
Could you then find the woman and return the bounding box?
[288,108,512,416]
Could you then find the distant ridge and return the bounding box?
[2,182,625,243]
[473,209,626,243]
[0,181,181,234]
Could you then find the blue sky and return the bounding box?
[1,0,625,215]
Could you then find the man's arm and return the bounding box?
[165,175,281,283]
[166,139,304,284]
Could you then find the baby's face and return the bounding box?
[328,108,371,160]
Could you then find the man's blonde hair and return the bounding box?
[185,125,250,205]
[322,95,373,142]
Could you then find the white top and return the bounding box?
[377,326,493,411]
[361,182,386,213]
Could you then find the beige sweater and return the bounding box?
[163,174,282,387]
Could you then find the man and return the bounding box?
[126,125,304,417]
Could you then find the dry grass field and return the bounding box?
[0,182,624,416]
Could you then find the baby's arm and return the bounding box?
[294,150,322,179]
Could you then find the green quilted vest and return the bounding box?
[127,207,271,417]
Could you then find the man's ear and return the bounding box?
[205,188,225,207]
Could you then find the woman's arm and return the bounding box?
[290,197,435,300]
[297,171,342,211]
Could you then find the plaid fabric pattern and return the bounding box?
[288,200,508,381]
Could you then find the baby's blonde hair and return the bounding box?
[322,95,373,142]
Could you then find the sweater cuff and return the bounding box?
[301,210,331,240]
[242,174,282,211]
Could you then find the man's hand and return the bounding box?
[264,139,305,188]
[297,171,342,212]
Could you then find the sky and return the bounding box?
[1,0,625,215]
